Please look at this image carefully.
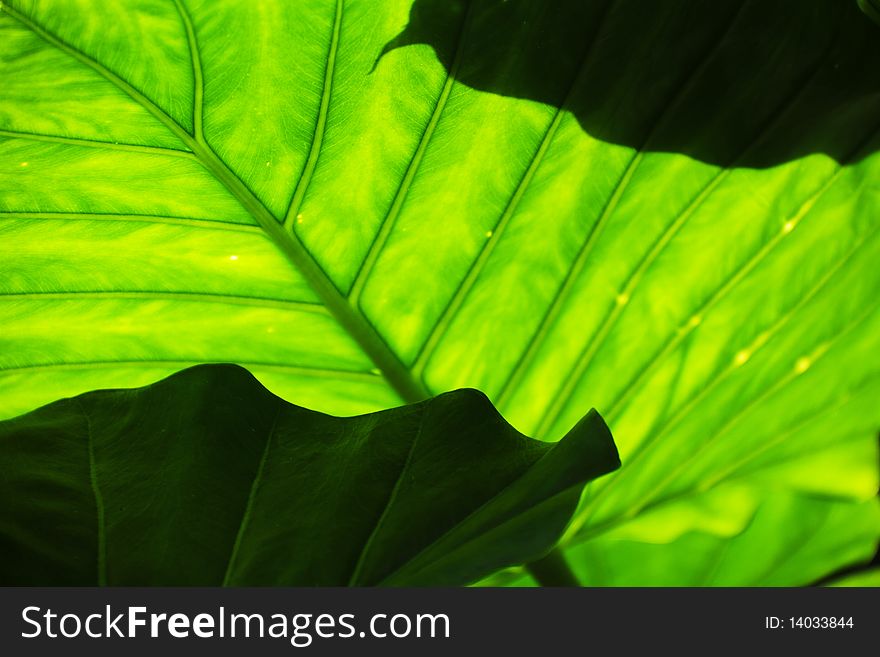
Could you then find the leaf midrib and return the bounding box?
[347,402,428,585]
[221,403,282,586]
[378,443,573,585]
[3,2,427,405]
[75,399,107,586]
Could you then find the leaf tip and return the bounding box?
[562,408,621,475]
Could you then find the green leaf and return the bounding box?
[0,364,619,585]
[480,493,880,586]
[1,0,879,583]
[825,568,880,587]
[859,0,880,26]
[566,494,880,586]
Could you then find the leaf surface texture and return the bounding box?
[1,0,878,581]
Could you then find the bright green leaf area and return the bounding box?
[1,0,878,584]
[0,364,619,585]
[826,568,880,587]
[481,493,880,586]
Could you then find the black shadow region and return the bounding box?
[377,0,880,168]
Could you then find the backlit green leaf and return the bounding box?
[480,493,880,586]
[1,0,878,583]
[826,568,880,587]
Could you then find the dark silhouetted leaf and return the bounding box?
[0,364,619,586]
[1,0,878,585]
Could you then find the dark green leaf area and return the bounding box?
[860,0,880,25]
[385,0,880,168]
[0,364,619,586]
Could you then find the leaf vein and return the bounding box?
[171,0,205,142]
[0,211,262,233]
[0,128,195,159]
[346,0,473,305]
[0,290,326,314]
[411,0,617,378]
[566,377,878,547]
[496,0,752,408]
[347,403,427,585]
[222,403,282,586]
[4,3,425,404]
[568,295,880,538]
[0,360,381,382]
[537,51,833,436]
[283,0,344,230]
[75,399,107,586]
[380,462,575,586]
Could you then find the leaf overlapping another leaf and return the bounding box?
[1,0,879,583]
[0,364,619,585]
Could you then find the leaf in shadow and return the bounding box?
[0,364,619,586]
[379,0,880,168]
[860,0,880,25]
